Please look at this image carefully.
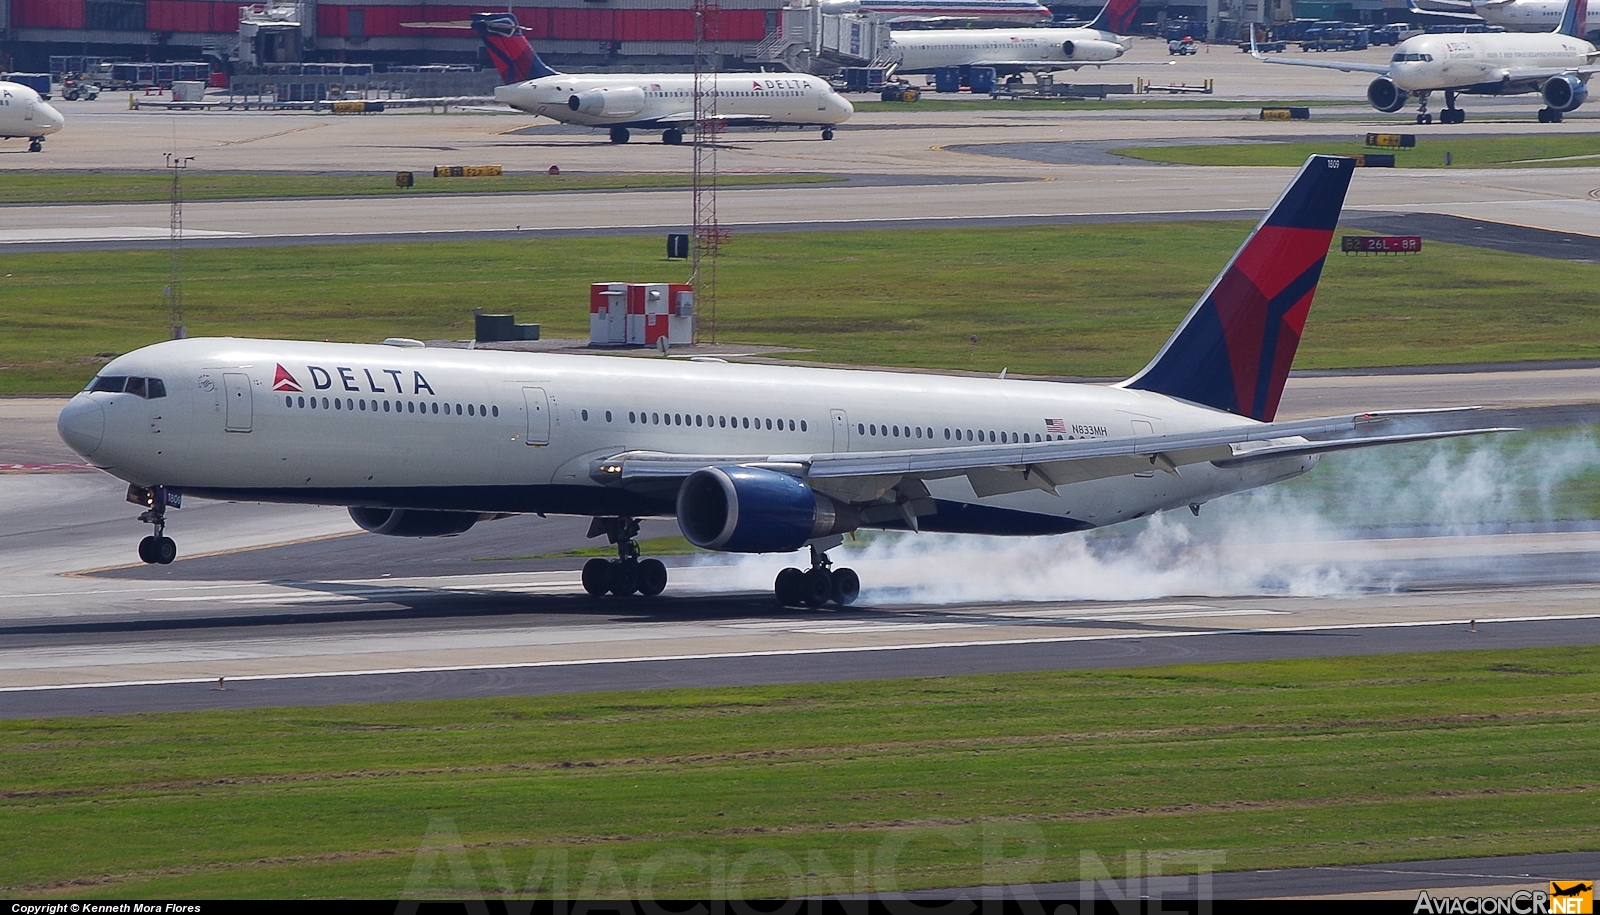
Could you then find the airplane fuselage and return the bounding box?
[1387,31,1595,91]
[494,72,853,129]
[1474,0,1600,33]
[58,338,1313,536]
[890,27,1131,72]
[0,81,65,142]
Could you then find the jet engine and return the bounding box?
[1541,74,1588,112]
[1062,39,1123,61]
[1366,77,1409,112]
[567,86,647,119]
[348,507,480,537]
[676,466,860,553]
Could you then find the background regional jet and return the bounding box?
[890,0,1141,74]
[1254,0,1599,122]
[0,80,65,152]
[467,12,853,144]
[1410,0,1600,38]
[57,157,1506,607]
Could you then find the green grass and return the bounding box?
[5,223,1600,394]
[852,97,1343,112]
[0,171,840,205]
[1114,135,1600,168]
[4,648,1598,896]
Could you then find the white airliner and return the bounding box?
[890,0,1140,73]
[470,12,852,144]
[1410,0,1600,37]
[1254,0,1599,123]
[0,80,65,152]
[58,156,1507,606]
[820,0,1052,24]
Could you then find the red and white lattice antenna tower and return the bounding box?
[690,0,726,344]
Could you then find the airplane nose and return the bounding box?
[38,103,65,134]
[57,395,105,458]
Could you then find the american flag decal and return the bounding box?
[1044,418,1066,434]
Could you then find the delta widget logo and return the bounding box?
[272,364,302,393]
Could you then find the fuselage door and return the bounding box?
[223,372,252,432]
[831,409,850,452]
[524,386,551,445]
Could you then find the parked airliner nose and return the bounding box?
[57,395,104,458]
[37,101,65,134]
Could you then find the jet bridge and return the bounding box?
[746,2,894,74]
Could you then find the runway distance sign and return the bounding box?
[1341,235,1422,253]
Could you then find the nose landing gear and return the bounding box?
[28,138,43,152]
[775,543,859,607]
[581,516,668,598]
[130,485,178,565]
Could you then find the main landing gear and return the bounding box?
[662,127,684,145]
[132,485,177,565]
[609,126,631,144]
[1538,107,1565,123]
[774,543,859,608]
[581,516,668,598]
[1437,91,1466,124]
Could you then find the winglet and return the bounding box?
[1122,156,1355,422]
[1086,0,1140,34]
[472,12,560,83]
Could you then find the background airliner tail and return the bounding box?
[1557,0,1588,37]
[472,12,559,83]
[1086,0,1141,34]
[1122,156,1355,422]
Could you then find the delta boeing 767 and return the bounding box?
[57,157,1505,606]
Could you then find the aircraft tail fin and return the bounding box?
[1086,0,1141,34]
[472,12,559,83]
[1556,0,1588,37]
[1122,156,1355,422]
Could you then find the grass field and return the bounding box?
[5,223,1599,394]
[1114,136,1600,168]
[4,648,1597,897]
[850,97,1342,112]
[0,172,840,205]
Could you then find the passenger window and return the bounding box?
[334,398,342,410]
[892,426,899,437]
[800,420,807,432]
[653,413,660,424]
[285,395,293,407]
[788,420,795,431]
[493,405,499,417]
[468,404,475,416]
[695,415,702,427]
[742,417,749,428]
[479,404,487,417]
[582,409,589,421]
[629,412,637,423]
[384,401,391,412]
[719,416,726,428]
[325,398,331,410]
[606,411,612,422]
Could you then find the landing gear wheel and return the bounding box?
[830,567,860,606]
[637,558,668,597]
[662,128,683,145]
[1440,108,1464,124]
[138,535,158,564]
[821,127,835,140]
[582,557,611,597]
[608,559,639,597]
[774,567,805,606]
[609,126,631,144]
[1539,107,1563,123]
[154,536,176,565]
[801,568,833,607]
[28,138,42,152]
[1416,113,1432,125]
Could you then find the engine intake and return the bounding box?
[1542,74,1587,112]
[676,466,860,553]
[1366,77,1408,113]
[566,86,647,118]
[349,507,479,537]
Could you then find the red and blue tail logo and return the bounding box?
[472,12,558,84]
[1557,0,1587,37]
[1123,156,1355,422]
[1087,0,1141,34]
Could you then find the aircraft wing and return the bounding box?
[1250,49,1391,74]
[595,408,1513,501]
[1405,0,1485,19]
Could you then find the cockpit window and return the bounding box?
[85,375,166,398]
[1391,52,1433,61]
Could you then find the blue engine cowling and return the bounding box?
[1542,75,1587,112]
[1366,77,1408,113]
[349,506,478,537]
[676,466,860,553]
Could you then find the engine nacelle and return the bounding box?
[676,466,860,553]
[566,86,647,119]
[349,506,479,537]
[1366,77,1409,113]
[1541,74,1587,112]
[1062,39,1123,61]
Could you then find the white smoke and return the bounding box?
[684,430,1600,606]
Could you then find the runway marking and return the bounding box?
[5,611,1598,694]
[63,529,365,577]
